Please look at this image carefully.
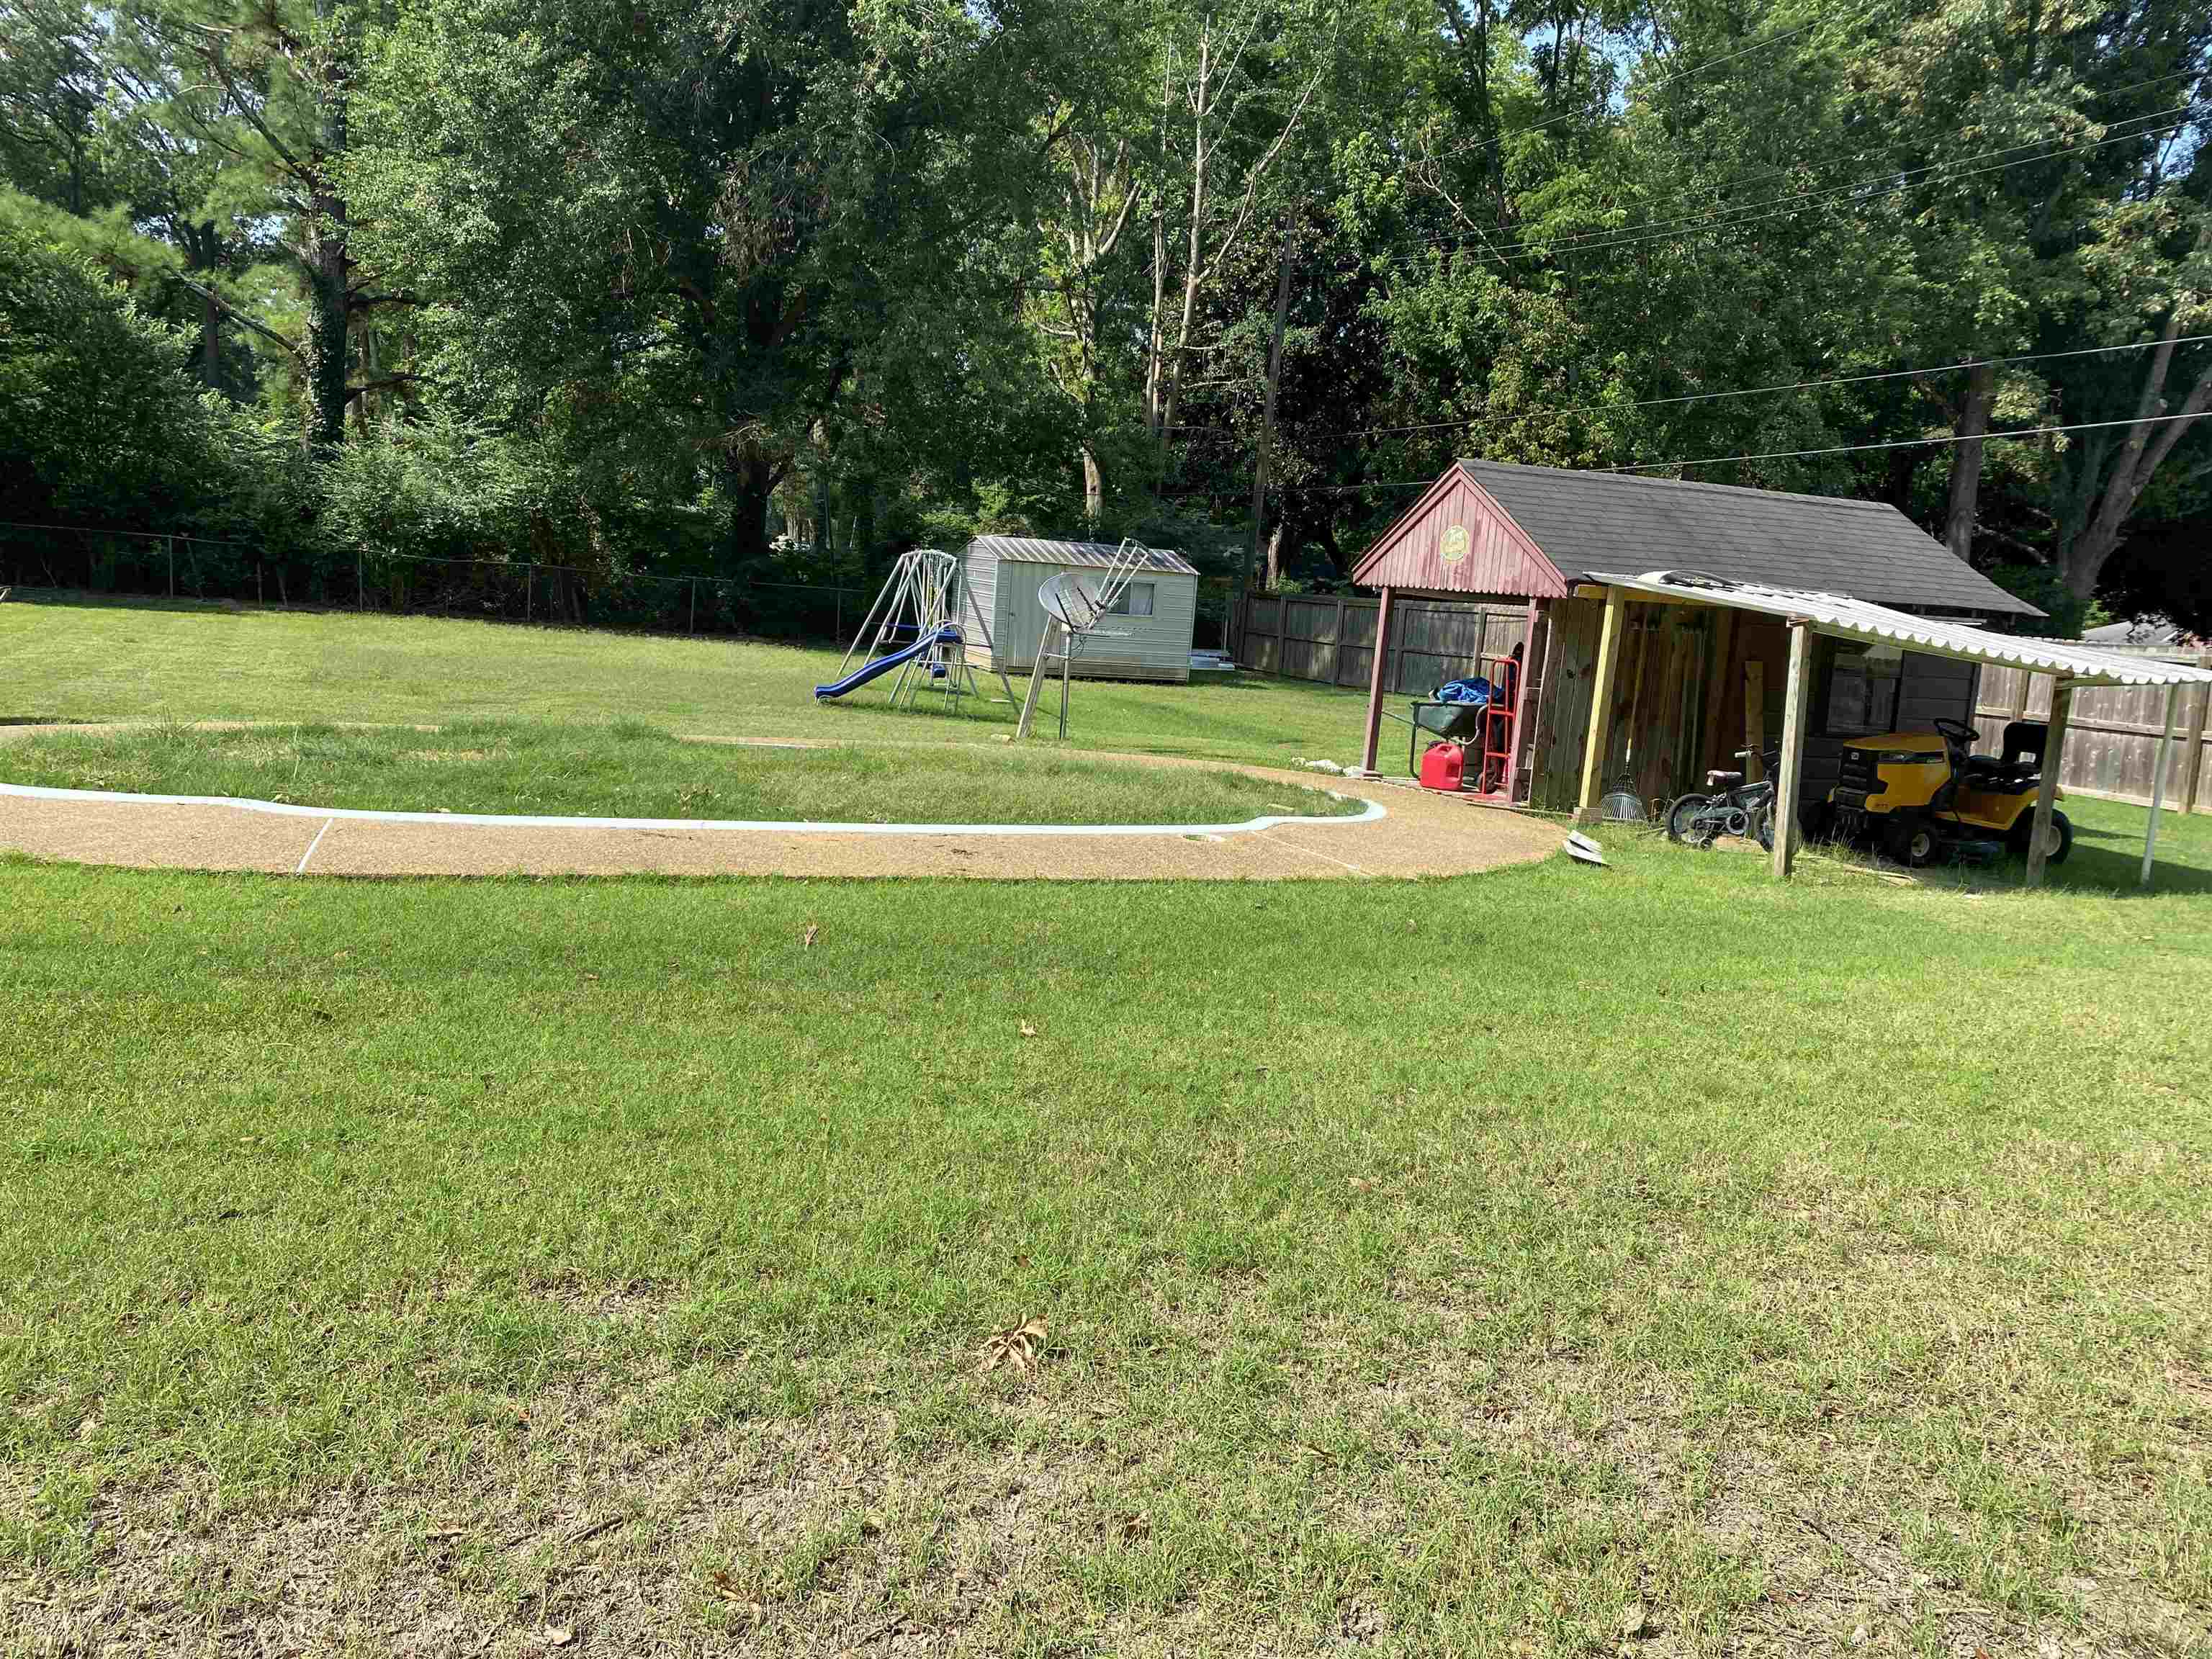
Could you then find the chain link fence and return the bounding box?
[0,521,865,645]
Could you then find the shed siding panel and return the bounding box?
[1352,472,1569,597]
[962,546,999,657]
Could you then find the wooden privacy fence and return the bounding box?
[1976,649,2212,816]
[1239,592,1527,695]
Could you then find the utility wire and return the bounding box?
[1439,18,1823,161]
[1397,68,2211,259]
[1264,410,2212,493]
[1398,105,2200,267]
[1302,333,2212,443]
[1599,410,2212,475]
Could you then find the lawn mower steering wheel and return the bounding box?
[1933,716,1978,745]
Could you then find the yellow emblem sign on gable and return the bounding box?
[1439,523,1471,565]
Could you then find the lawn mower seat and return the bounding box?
[1704,768,1744,789]
[1963,719,2046,788]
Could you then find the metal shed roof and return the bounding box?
[1587,570,2212,688]
[1460,459,2040,617]
[968,536,1199,577]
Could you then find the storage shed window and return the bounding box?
[1109,582,1156,618]
[1825,647,1902,736]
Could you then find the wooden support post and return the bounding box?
[2142,683,2181,887]
[1358,586,1396,777]
[1771,622,1812,879]
[2179,657,2211,817]
[1741,660,1767,783]
[2024,679,2074,889]
[1506,595,1539,799]
[1698,608,1737,775]
[1575,586,1627,821]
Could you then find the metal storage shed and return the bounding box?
[963,536,1200,684]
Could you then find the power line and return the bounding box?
[1442,18,1823,162]
[1303,333,2212,443]
[1398,68,2211,261]
[1400,104,2200,267]
[1600,410,2212,475]
[1264,410,2211,493]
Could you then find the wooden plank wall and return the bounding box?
[1528,597,1603,811]
[1976,654,2212,814]
[1239,593,1527,694]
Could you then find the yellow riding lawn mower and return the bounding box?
[1827,716,2072,868]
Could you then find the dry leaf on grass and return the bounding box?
[803,922,818,949]
[541,1628,574,1649]
[977,1315,1048,1375]
[1019,1022,1038,1038]
[1348,1177,1375,1193]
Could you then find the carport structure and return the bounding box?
[1580,571,2212,886]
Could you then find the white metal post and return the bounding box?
[2142,682,2180,888]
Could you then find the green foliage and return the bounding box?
[318,413,560,567]
[0,221,237,526]
[1,0,2208,623]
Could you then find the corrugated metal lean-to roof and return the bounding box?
[970,536,1200,576]
[1586,570,2212,688]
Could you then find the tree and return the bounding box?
[351,0,1028,572]
[0,220,264,524]
[2044,202,2212,600]
[1842,0,2212,562]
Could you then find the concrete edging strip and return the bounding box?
[0,779,1384,839]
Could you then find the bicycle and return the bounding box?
[1664,748,1779,851]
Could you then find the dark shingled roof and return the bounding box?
[1457,459,2041,617]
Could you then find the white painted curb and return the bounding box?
[0,781,1385,839]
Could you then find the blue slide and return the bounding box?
[814,625,961,701]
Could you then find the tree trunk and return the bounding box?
[300,229,349,452]
[2055,313,2212,601]
[724,450,775,571]
[201,282,222,390]
[1081,446,1104,523]
[1239,220,1294,629]
[1944,357,1995,562]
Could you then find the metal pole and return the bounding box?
[690,577,696,634]
[525,563,534,622]
[2142,682,2180,888]
[166,536,174,597]
[357,550,364,612]
[835,586,842,644]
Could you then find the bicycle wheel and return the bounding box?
[1665,793,1714,844]
[1753,801,1774,852]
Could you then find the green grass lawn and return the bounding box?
[0,590,1378,767]
[3,593,2211,1655]
[4,825,2210,1655]
[0,719,1358,824]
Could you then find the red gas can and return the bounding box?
[1419,741,1466,792]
